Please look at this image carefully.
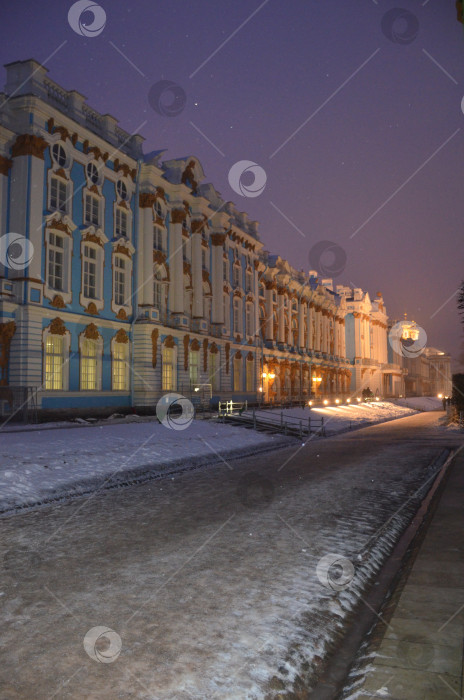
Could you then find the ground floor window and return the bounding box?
[209,351,219,391]
[162,345,176,391]
[81,338,98,390]
[45,334,64,390]
[112,341,129,391]
[233,355,242,392]
[189,349,199,386]
[246,357,254,392]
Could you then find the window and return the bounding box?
[223,259,229,282]
[154,270,163,309]
[233,356,242,392]
[246,270,253,292]
[50,177,67,213]
[85,193,100,226]
[116,179,128,201]
[246,305,253,337]
[112,342,128,390]
[233,299,240,334]
[115,208,128,237]
[246,359,254,392]
[83,245,97,299]
[114,256,126,306]
[45,335,64,390]
[48,233,64,291]
[51,143,67,168]
[86,161,100,185]
[209,351,219,391]
[189,349,199,386]
[154,228,164,251]
[162,346,176,391]
[81,338,98,390]
[155,200,163,218]
[233,265,241,288]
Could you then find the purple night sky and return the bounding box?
[1,1,463,366]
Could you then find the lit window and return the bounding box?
[48,233,64,291]
[51,143,67,168]
[162,346,176,391]
[233,356,241,392]
[246,359,254,391]
[112,342,128,390]
[85,193,100,226]
[116,179,128,201]
[45,335,64,390]
[189,349,199,386]
[81,338,98,390]
[114,256,126,306]
[209,352,219,390]
[50,177,67,213]
[115,208,127,237]
[86,161,100,185]
[83,245,97,299]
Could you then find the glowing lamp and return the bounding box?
[438,393,443,399]
[335,398,340,404]
[357,397,361,403]
[346,398,351,403]
[323,399,329,405]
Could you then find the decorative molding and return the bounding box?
[210,342,218,354]
[139,192,157,208]
[113,158,136,181]
[164,334,175,348]
[84,323,100,340]
[12,134,48,160]
[115,244,131,258]
[171,208,186,224]
[84,302,99,315]
[181,160,198,193]
[211,233,226,246]
[115,328,129,344]
[153,250,167,265]
[116,308,127,320]
[48,318,67,336]
[0,155,12,176]
[50,294,66,309]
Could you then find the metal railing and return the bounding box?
[220,406,325,438]
[0,386,38,424]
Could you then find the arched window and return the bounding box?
[209,348,220,391]
[154,268,165,310]
[86,161,100,185]
[43,319,70,391]
[245,304,253,337]
[116,179,128,201]
[233,298,241,334]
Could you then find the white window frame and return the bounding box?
[48,172,70,215]
[80,240,104,311]
[209,350,220,391]
[233,355,242,392]
[44,227,73,305]
[246,357,254,392]
[189,349,199,386]
[162,343,177,391]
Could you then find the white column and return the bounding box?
[192,226,203,318]
[265,285,274,341]
[306,302,312,352]
[298,300,305,349]
[9,135,48,281]
[142,206,154,306]
[277,290,285,343]
[169,209,184,314]
[315,307,321,351]
[211,233,225,324]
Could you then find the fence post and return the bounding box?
[308,416,311,434]
[321,416,325,436]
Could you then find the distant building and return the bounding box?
[0,60,445,417]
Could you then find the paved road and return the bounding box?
[1,412,462,700]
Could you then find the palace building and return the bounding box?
[0,59,441,417]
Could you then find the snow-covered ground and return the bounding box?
[0,413,457,699]
[244,400,419,435]
[394,396,444,411]
[0,419,293,513]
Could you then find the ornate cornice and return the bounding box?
[164,334,175,348]
[83,302,99,315]
[113,158,136,181]
[48,318,66,336]
[82,232,104,248]
[116,308,127,320]
[50,295,66,309]
[115,244,131,258]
